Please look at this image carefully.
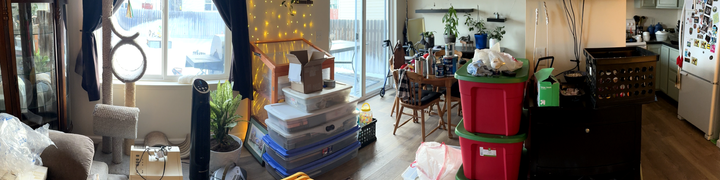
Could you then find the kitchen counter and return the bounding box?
[645,40,679,49]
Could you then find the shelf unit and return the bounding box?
[414,9,474,13]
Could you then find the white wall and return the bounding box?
[525,0,626,74]
[407,0,527,58]
[66,0,330,142]
[626,0,681,30]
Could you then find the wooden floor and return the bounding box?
[236,90,720,180]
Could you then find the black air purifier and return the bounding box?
[190,79,210,180]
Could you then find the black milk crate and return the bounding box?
[358,118,377,148]
[584,47,659,108]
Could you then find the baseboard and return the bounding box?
[89,135,188,145]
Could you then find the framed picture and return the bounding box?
[244,117,268,166]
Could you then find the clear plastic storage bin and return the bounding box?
[264,100,358,133]
[263,141,360,179]
[282,82,352,113]
[266,113,358,150]
[263,127,359,170]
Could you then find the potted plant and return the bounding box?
[442,6,459,44]
[464,14,488,49]
[209,80,246,172]
[488,26,506,48]
[420,31,435,48]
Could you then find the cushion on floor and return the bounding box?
[89,161,109,180]
[42,130,95,180]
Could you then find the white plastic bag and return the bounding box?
[0,113,55,174]
[415,142,463,180]
[471,48,523,72]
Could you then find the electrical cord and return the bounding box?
[135,146,168,180]
[555,0,586,77]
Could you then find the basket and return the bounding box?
[584,47,659,108]
[358,118,377,148]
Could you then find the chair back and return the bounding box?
[393,41,405,69]
[398,70,425,106]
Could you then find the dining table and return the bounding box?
[422,74,460,139]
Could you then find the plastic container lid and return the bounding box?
[263,141,361,174]
[454,58,530,84]
[265,113,358,145]
[263,126,359,157]
[455,119,526,143]
[360,103,371,112]
[282,82,352,100]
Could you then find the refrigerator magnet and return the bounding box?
[714,6,718,12]
[685,58,691,62]
[707,35,713,42]
[712,44,716,53]
[707,43,713,50]
[706,6,713,15]
[711,56,714,60]
[695,39,700,47]
[688,41,693,47]
[704,15,711,25]
[710,0,715,6]
[702,41,708,48]
[692,57,699,65]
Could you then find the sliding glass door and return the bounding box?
[329,0,389,99]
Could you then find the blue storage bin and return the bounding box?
[263,141,360,179]
[263,126,359,170]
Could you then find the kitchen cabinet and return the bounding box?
[635,0,657,8]
[666,47,679,100]
[660,46,669,93]
[635,0,681,9]
[656,0,679,9]
[648,44,662,90]
[647,44,680,101]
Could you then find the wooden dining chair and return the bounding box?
[389,41,405,117]
[393,70,445,142]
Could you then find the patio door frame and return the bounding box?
[357,0,393,100]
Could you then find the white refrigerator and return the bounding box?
[678,0,720,140]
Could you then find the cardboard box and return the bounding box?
[287,49,327,94]
[534,68,559,107]
[130,146,183,180]
[0,165,47,180]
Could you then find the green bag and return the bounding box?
[534,68,559,107]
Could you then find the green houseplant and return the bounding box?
[442,6,459,44]
[421,31,435,48]
[464,14,488,49]
[488,26,506,48]
[209,80,246,171]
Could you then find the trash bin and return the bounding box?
[455,119,526,180]
[455,58,529,135]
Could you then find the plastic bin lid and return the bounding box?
[281,82,352,99]
[263,126,360,156]
[454,58,530,84]
[264,99,359,123]
[455,119,526,143]
[263,141,361,175]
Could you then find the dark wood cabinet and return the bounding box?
[0,0,69,131]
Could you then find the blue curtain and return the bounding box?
[74,0,124,102]
[213,0,252,100]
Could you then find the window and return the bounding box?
[100,0,230,81]
[204,0,217,11]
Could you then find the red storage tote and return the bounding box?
[456,119,526,180]
[455,58,529,135]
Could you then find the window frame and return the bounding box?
[99,0,232,82]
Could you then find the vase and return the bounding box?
[444,34,456,44]
[425,36,435,48]
[474,33,488,49]
[209,134,243,172]
[489,38,499,48]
